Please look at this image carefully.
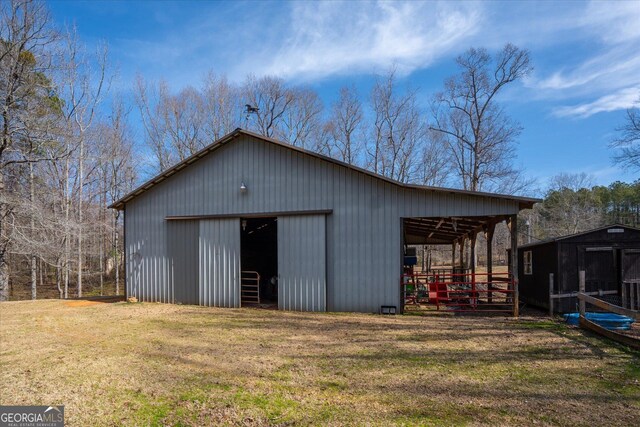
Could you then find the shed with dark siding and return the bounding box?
[517,224,640,313]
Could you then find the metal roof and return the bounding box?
[109,128,540,211]
[517,223,640,249]
[403,215,511,245]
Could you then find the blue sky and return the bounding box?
[49,0,639,189]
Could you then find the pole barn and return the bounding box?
[109,129,538,314]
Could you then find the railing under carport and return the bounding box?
[402,271,515,314]
[402,214,520,317]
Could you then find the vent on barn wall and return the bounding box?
[380,305,397,315]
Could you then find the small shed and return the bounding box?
[517,224,640,313]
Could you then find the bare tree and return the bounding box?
[58,27,108,298]
[323,86,364,164]
[1,1,136,301]
[242,75,295,138]
[0,0,59,301]
[97,99,136,295]
[611,95,640,172]
[135,76,170,171]
[368,70,427,183]
[430,44,532,192]
[135,77,208,172]
[419,130,451,187]
[160,85,206,161]
[202,72,241,141]
[281,87,323,148]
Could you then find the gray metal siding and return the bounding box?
[168,220,198,304]
[278,215,327,311]
[124,134,522,312]
[198,218,241,307]
[126,188,171,303]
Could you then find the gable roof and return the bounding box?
[109,128,540,210]
[518,223,640,249]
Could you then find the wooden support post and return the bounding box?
[578,270,586,317]
[622,282,627,309]
[470,232,477,306]
[485,223,495,303]
[508,215,519,317]
[451,242,456,272]
[459,237,465,270]
[470,233,477,275]
[549,273,554,317]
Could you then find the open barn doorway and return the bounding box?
[240,217,278,308]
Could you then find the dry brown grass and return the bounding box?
[1,300,638,426]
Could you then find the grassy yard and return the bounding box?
[0,300,638,426]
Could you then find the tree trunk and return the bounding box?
[0,256,8,302]
[99,189,104,296]
[64,152,70,299]
[77,137,84,298]
[56,262,63,299]
[30,163,37,300]
[114,211,120,295]
[39,257,44,293]
[0,171,9,302]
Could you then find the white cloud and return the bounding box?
[535,47,640,92]
[578,1,640,44]
[104,0,640,119]
[553,86,640,118]
[241,0,640,119]
[249,1,482,80]
[528,1,640,115]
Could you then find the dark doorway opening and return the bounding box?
[240,217,278,307]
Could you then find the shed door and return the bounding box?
[199,218,241,307]
[622,249,640,282]
[277,215,327,311]
[583,247,616,292]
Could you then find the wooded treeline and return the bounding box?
[134,46,532,194]
[530,177,640,240]
[1,1,136,300]
[422,179,640,269]
[1,1,637,300]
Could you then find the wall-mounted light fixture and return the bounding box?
[240,182,247,194]
[241,219,247,231]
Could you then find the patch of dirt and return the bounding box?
[64,300,102,307]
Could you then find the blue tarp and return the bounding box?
[564,312,635,331]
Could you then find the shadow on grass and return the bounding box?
[104,305,640,425]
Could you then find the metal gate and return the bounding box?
[402,272,515,314]
[277,215,327,311]
[198,218,241,307]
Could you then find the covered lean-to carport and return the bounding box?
[402,215,529,315]
[110,129,538,314]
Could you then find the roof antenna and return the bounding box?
[244,104,259,129]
